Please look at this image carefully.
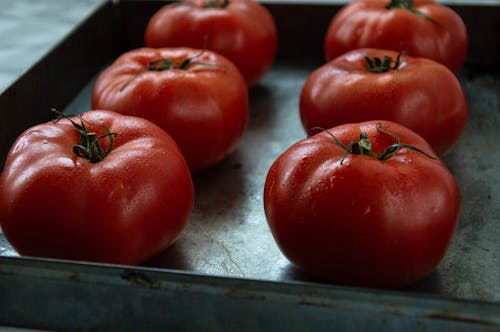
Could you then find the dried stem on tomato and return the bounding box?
[203,0,230,9]
[311,122,438,162]
[386,0,442,27]
[365,52,406,73]
[52,109,117,163]
[122,52,221,92]
[146,51,218,71]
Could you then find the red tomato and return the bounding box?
[91,47,249,172]
[324,0,468,73]
[264,120,461,288]
[144,0,278,86]
[300,48,468,156]
[0,110,194,265]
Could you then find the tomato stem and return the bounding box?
[146,52,217,71]
[365,52,405,73]
[311,123,437,161]
[52,109,117,163]
[386,0,442,27]
[147,59,174,71]
[203,0,229,8]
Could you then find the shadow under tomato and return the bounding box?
[278,263,318,283]
[278,260,446,293]
[143,239,190,271]
[248,83,278,131]
[403,270,444,294]
[142,149,249,273]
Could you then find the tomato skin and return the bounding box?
[144,0,278,86]
[91,47,249,172]
[264,120,461,288]
[0,110,194,265]
[300,48,468,156]
[324,0,468,73]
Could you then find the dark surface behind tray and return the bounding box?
[0,0,499,311]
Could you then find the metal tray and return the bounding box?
[1,0,499,330]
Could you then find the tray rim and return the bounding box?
[1,255,500,331]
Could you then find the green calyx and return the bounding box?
[147,58,192,71]
[146,52,213,72]
[312,122,437,162]
[52,109,117,163]
[365,52,405,73]
[203,0,229,8]
[386,0,442,26]
[386,0,417,10]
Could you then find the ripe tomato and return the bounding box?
[264,120,461,289]
[144,0,278,86]
[0,110,194,265]
[91,47,249,172]
[300,48,468,156]
[324,0,468,73]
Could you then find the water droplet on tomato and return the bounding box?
[363,206,371,216]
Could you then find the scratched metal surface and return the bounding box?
[0,0,499,305]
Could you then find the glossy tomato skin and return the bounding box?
[144,0,278,86]
[91,47,249,172]
[264,120,461,288]
[324,0,468,73]
[300,48,468,156]
[0,110,194,265]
